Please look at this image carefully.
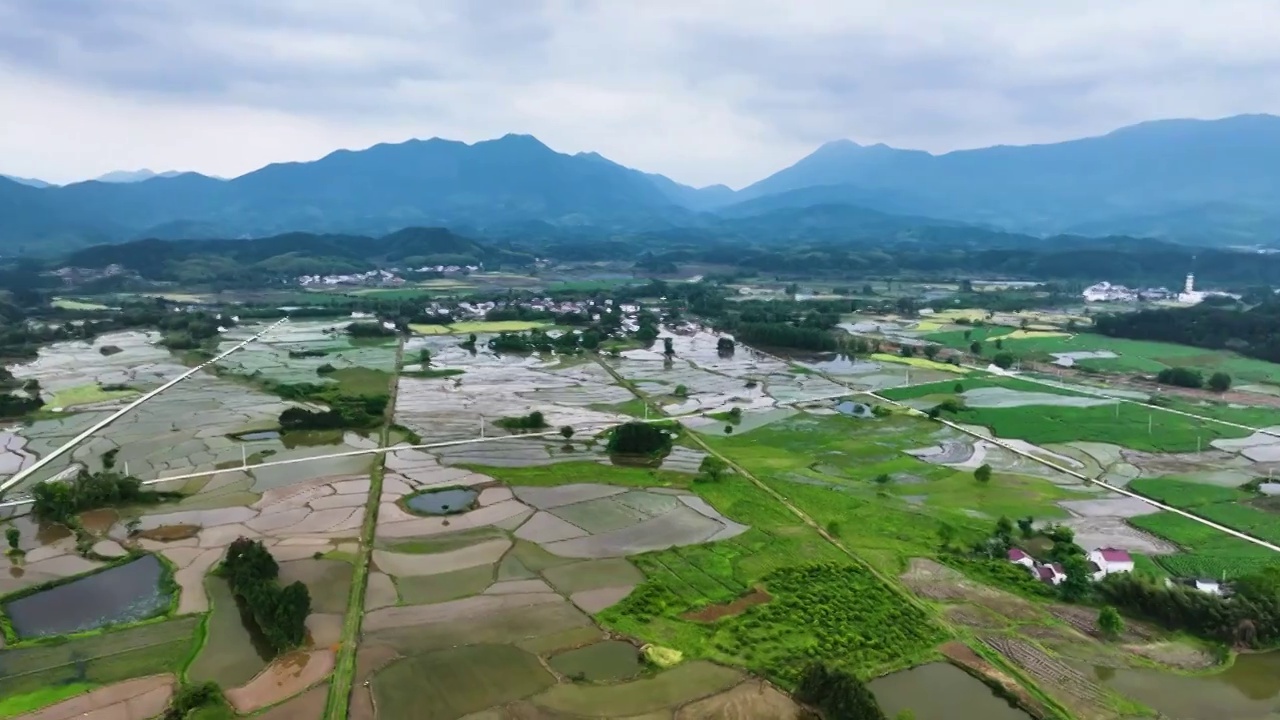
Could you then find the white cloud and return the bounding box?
[1,0,1278,187]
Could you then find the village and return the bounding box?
[1008,545,1226,596]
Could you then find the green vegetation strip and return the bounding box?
[322,338,403,720]
[0,682,96,718]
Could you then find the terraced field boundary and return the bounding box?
[323,338,404,720]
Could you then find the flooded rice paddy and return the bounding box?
[404,487,479,515]
[4,554,170,638]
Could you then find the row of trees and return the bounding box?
[607,421,673,456]
[1156,366,1233,392]
[220,538,311,654]
[269,382,388,430]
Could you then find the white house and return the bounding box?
[1088,548,1134,575]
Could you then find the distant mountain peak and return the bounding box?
[92,168,186,184]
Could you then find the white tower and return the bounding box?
[1184,273,1195,294]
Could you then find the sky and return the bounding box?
[3,0,1280,188]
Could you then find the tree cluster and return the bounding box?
[1095,569,1280,647]
[497,411,548,430]
[31,469,173,524]
[1095,302,1280,366]
[795,663,887,720]
[607,421,673,456]
[220,538,312,654]
[1156,367,1205,389]
[345,321,398,338]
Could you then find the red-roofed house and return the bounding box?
[1007,548,1036,570]
[1088,548,1134,576]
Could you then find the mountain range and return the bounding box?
[3,114,1279,253]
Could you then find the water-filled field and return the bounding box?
[4,554,170,638]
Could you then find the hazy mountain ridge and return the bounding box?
[3,114,1279,252]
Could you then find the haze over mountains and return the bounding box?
[3,114,1278,253]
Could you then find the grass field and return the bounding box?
[0,617,198,699]
[51,297,111,311]
[531,661,742,715]
[48,384,140,409]
[927,327,1280,384]
[699,413,1091,571]
[408,320,550,335]
[986,329,1070,342]
[459,462,692,490]
[0,682,95,718]
[870,353,970,374]
[325,367,392,396]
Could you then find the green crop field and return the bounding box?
[927,327,1280,384]
[459,462,692,490]
[945,401,1250,452]
[1128,478,1248,507]
[1129,512,1279,579]
[0,682,95,718]
[699,413,1094,571]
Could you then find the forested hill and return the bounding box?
[1095,303,1280,364]
[59,228,534,283]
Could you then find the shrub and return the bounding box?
[1208,372,1232,392]
[498,411,548,430]
[1157,366,1204,389]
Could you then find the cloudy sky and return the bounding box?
[2,0,1278,187]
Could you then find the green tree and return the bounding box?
[673,384,689,397]
[4,525,19,551]
[974,464,992,483]
[1017,516,1035,538]
[1098,606,1125,640]
[970,341,982,355]
[1058,554,1092,601]
[662,337,675,356]
[923,344,940,360]
[992,351,1016,369]
[994,338,1004,350]
[1208,371,1232,392]
[418,348,431,366]
[899,345,916,358]
[873,473,893,485]
[698,455,729,482]
[559,425,575,441]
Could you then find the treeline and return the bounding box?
[1095,303,1280,365]
[30,469,174,523]
[1097,571,1280,648]
[730,323,838,352]
[0,299,230,360]
[220,538,311,654]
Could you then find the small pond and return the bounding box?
[869,662,1032,720]
[4,554,171,638]
[548,641,642,682]
[1088,651,1280,720]
[405,487,479,515]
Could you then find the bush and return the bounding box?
[1208,371,1232,392]
[163,682,229,720]
[316,363,337,375]
[31,469,175,523]
[346,321,397,338]
[992,352,1016,369]
[1157,366,1204,389]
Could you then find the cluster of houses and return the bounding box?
[1008,545,1227,595]
[1082,274,1240,306]
[1007,546,1134,585]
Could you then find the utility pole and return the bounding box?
[1148,414,1153,435]
[479,415,485,438]
[242,445,247,467]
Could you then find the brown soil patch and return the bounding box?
[1047,604,1157,643]
[78,509,119,536]
[675,679,803,719]
[981,635,1113,720]
[253,684,329,720]
[900,558,1045,621]
[15,674,174,720]
[225,649,335,714]
[1124,641,1218,670]
[944,604,1010,630]
[683,588,772,622]
[938,642,1048,720]
[136,524,201,542]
